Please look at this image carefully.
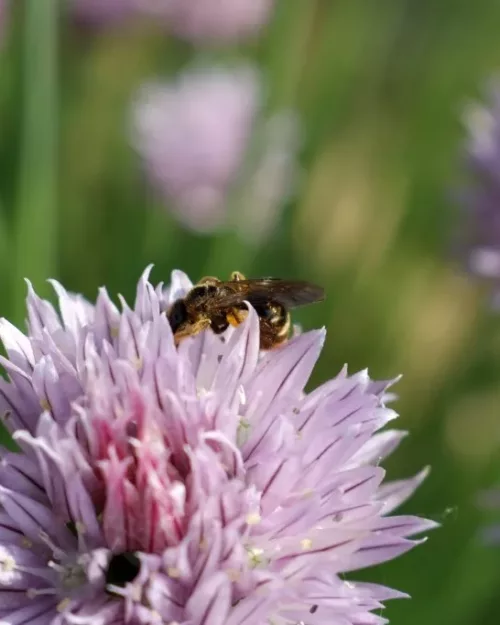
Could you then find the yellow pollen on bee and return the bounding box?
[167,567,180,578]
[300,538,313,550]
[40,398,50,412]
[246,512,261,526]
[226,312,240,327]
[226,308,248,327]
[56,598,71,612]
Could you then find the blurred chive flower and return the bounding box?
[70,0,136,26]
[138,0,275,45]
[0,267,435,625]
[233,111,301,245]
[477,489,500,543]
[131,65,299,241]
[456,81,500,303]
[71,0,274,42]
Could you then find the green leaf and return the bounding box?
[13,0,59,323]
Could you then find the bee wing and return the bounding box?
[207,279,325,310]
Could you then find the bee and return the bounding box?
[166,271,324,350]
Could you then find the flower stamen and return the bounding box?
[300,539,313,551]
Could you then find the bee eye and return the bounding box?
[167,300,188,332]
[105,551,141,593]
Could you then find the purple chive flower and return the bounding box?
[0,268,435,625]
[131,66,299,239]
[234,111,301,244]
[70,0,136,27]
[131,65,261,233]
[477,489,500,543]
[455,81,500,302]
[137,0,275,45]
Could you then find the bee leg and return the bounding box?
[230,271,246,282]
[173,318,211,345]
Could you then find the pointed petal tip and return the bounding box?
[284,327,326,354]
[419,465,432,480]
[23,278,35,295]
[413,536,428,546]
[47,278,67,299]
[170,268,191,283]
[168,269,194,300]
[140,264,155,283]
[422,518,441,532]
[304,326,326,346]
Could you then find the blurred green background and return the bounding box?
[1,1,500,623]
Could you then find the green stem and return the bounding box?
[13,0,59,323]
[142,202,181,264]
[265,0,319,110]
[201,231,257,279]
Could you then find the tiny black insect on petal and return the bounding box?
[105,552,141,593]
[310,605,318,614]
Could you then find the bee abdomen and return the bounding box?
[275,313,291,336]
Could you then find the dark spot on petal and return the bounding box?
[293,407,300,415]
[310,605,318,614]
[66,521,78,537]
[106,552,141,593]
[217,354,223,363]
[220,336,226,343]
